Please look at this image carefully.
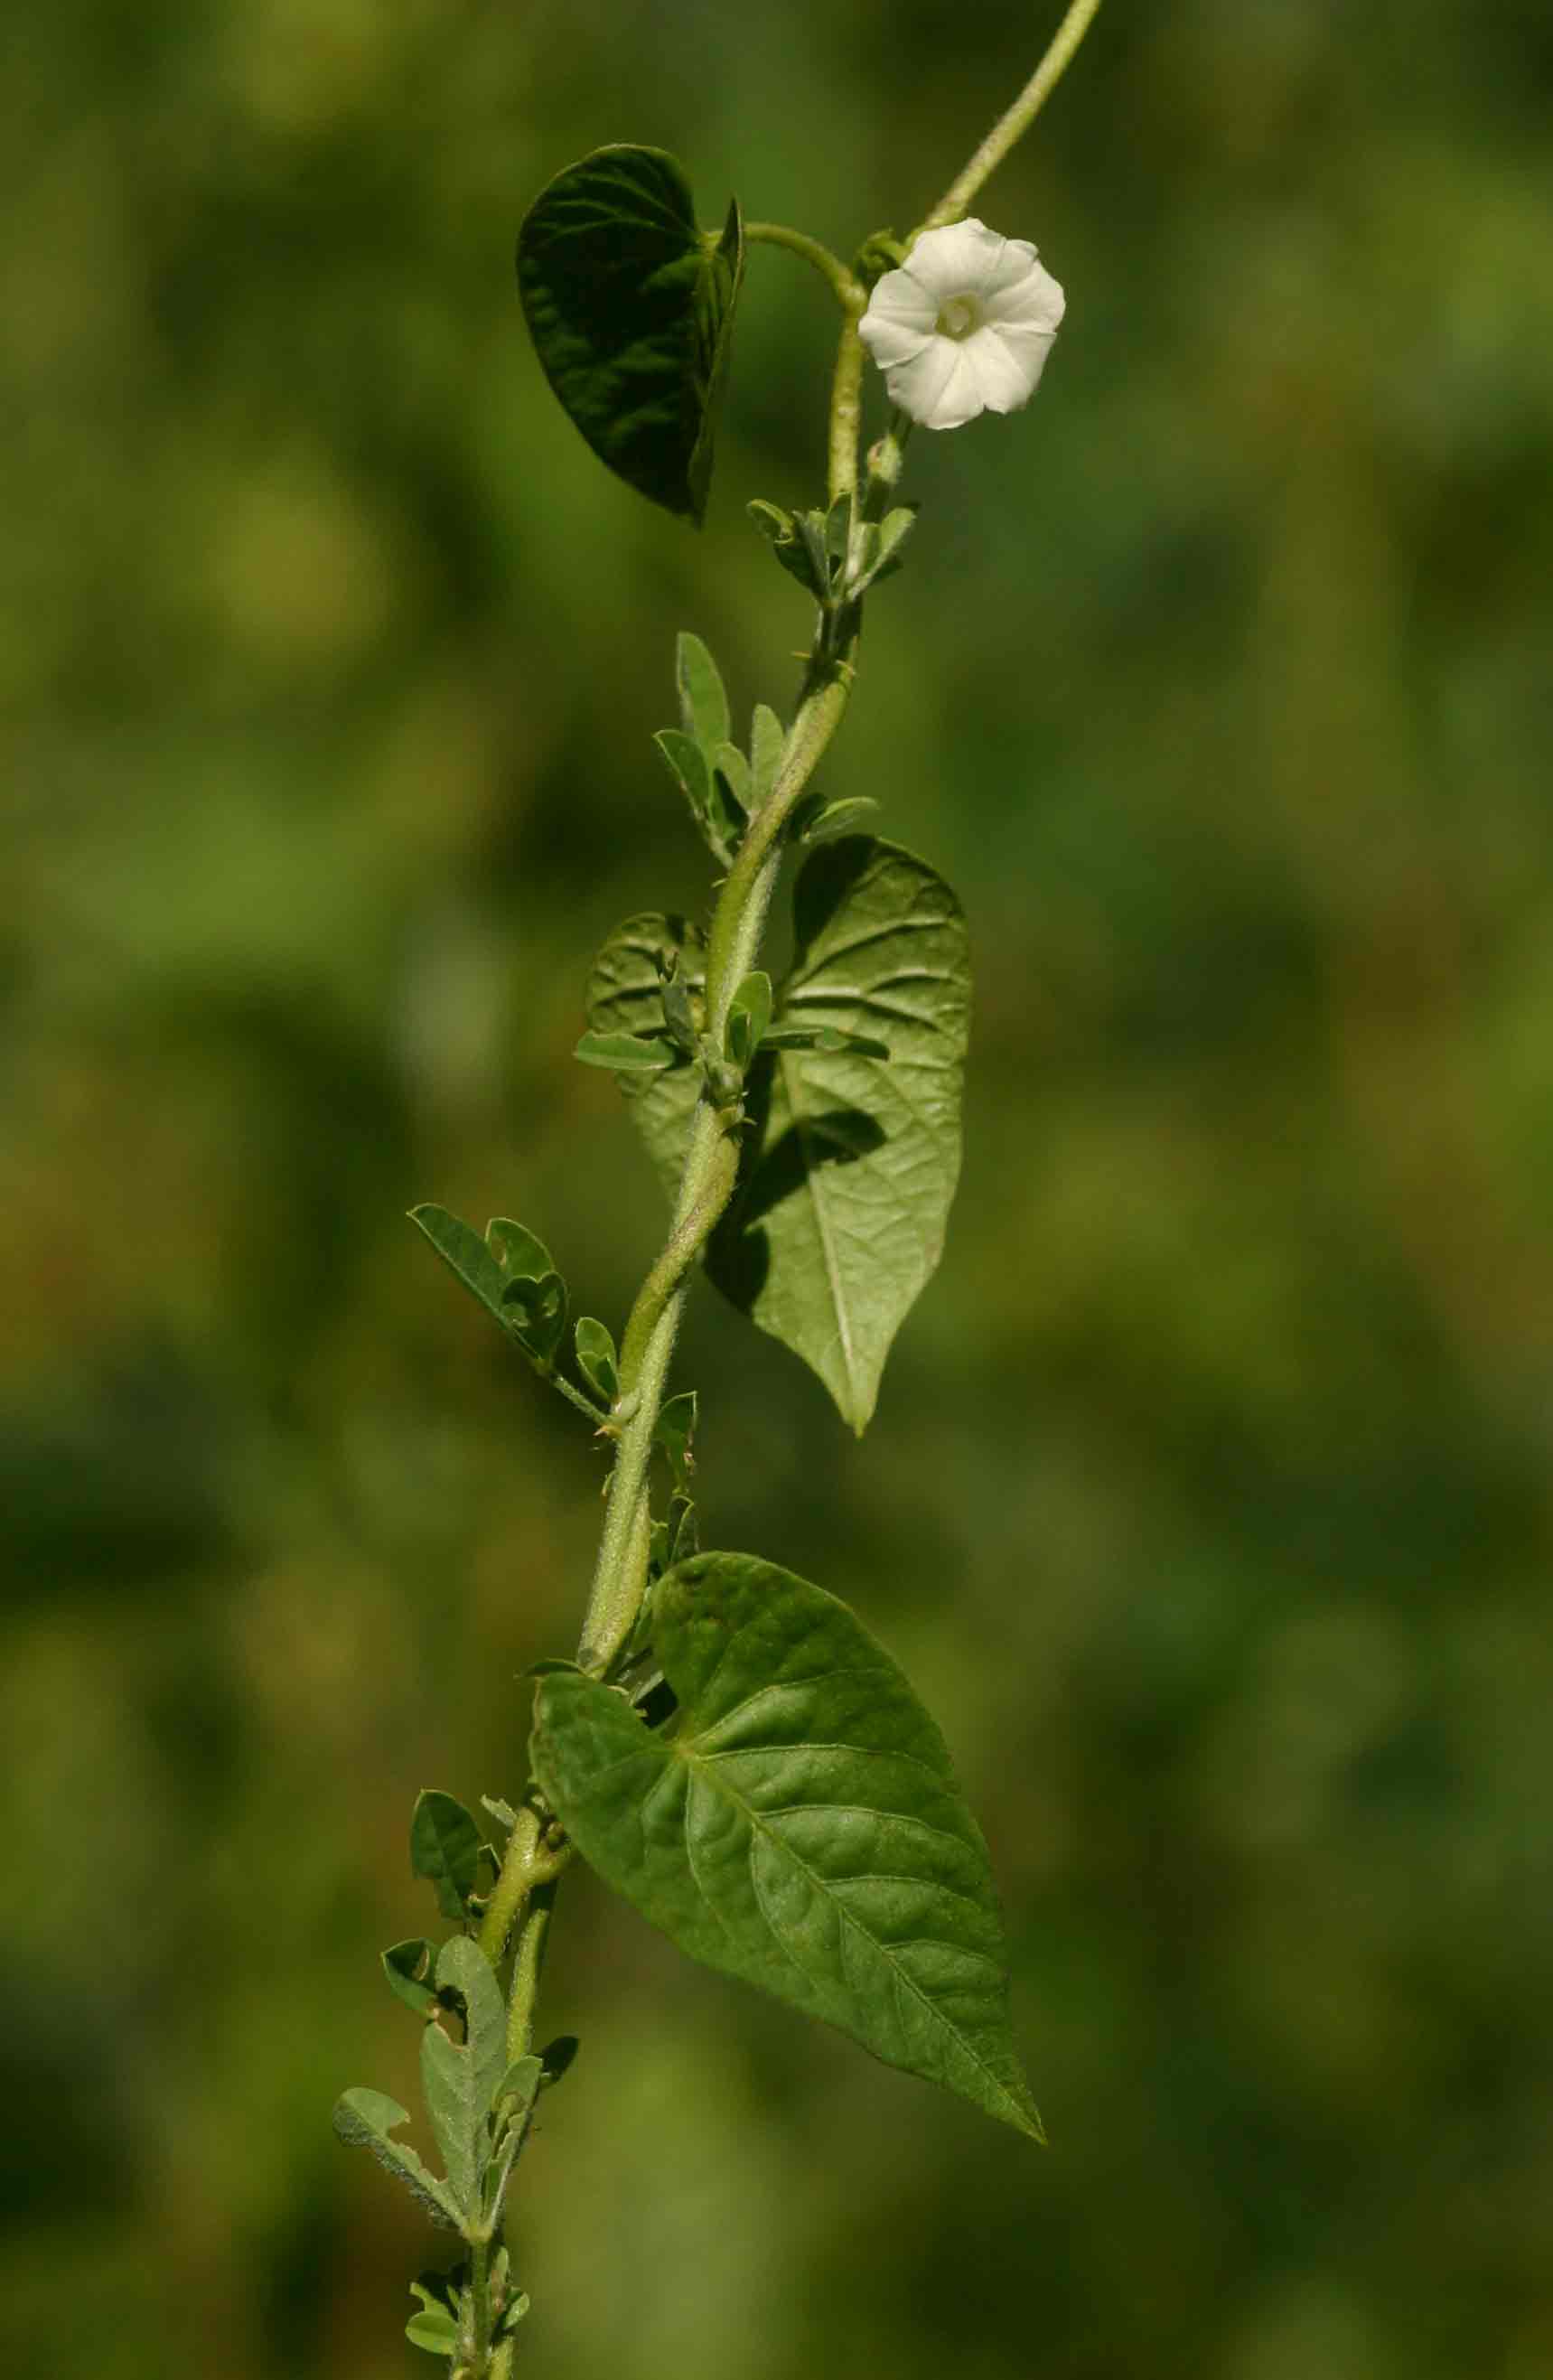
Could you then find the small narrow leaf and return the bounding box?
[725,971,772,1067]
[332,2089,462,2228]
[677,632,731,754]
[574,1030,678,1073]
[532,1553,1041,2141]
[794,794,881,845]
[482,1795,519,1833]
[660,962,700,1054]
[749,704,786,808]
[764,1024,892,1060]
[748,500,828,599]
[407,2280,463,2357]
[655,1390,697,1492]
[410,1792,487,1922]
[517,147,744,523]
[382,1939,439,2016]
[409,1204,511,1334]
[574,1317,619,1404]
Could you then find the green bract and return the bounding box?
[517,146,744,525]
[532,1552,1040,2140]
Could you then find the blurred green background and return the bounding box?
[5,2,1552,2374]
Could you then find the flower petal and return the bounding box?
[985,252,1066,335]
[885,336,987,430]
[898,217,1006,303]
[858,267,938,369]
[961,324,1042,415]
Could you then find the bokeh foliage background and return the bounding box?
[5,2,1552,2374]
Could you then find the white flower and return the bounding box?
[857,219,1066,431]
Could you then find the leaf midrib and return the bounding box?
[679,1738,1032,2133]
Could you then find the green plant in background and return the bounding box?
[334,5,1105,2369]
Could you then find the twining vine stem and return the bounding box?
[467,11,1107,2366]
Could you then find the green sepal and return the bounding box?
[573,1317,620,1405]
[332,2089,462,2229]
[654,1390,697,1492]
[517,147,744,524]
[410,1791,488,1923]
[532,1553,1042,2141]
[575,1030,679,1073]
[382,1938,440,2016]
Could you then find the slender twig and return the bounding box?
[918,0,1106,233]
[745,220,866,312]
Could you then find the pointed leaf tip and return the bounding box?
[532,1552,1041,2141]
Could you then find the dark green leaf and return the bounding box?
[332,2089,462,2228]
[655,1390,697,1492]
[531,1553,1040,2141]
[749,498,830,600]
[500,1270,567,1366]
[538,2035,580,2090]
[517,146,744,524]
[408,1204,512,1334]
[382,1938,439,2016]
[484,1217,553,1282]
[410,1791,487,1922]
[574,1317,619,1404]
[575,1030,678,1073]
[585,914,708,1201]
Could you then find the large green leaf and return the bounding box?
[587,843,968,1430]
[714,838,968,1429]
[531,1552,1039,2141]
[517,145,744,524]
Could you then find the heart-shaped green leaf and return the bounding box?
[532,1552,1039,2140]
[587,844,968,1431]
[518,146,744,524]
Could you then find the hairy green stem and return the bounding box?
[745,220,865,312]
[828,318,866,503]
[919,0,1106,233]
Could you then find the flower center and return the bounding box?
[935,293,982,341]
